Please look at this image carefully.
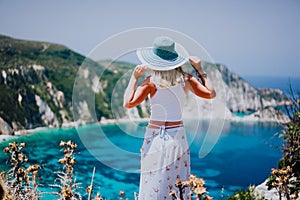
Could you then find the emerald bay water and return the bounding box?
[0,121,283,199]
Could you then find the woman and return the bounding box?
[123,36,216,199]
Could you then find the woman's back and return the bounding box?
[149,80,186,122]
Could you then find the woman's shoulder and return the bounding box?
[140,75,157,96]
[141,75,156,88]
[182,72,193,81]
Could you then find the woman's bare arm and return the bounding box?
[185,56,216,99]
[123,65,155,108]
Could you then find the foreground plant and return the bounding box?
[0,178,6,200]
[85,167,109,200]
[266,98,300,200]
[50,140,81,200]
[2,141,40,199]
[267,167,298,200]
[169,174,212,200]
[226,185,265,200]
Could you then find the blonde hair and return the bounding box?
[152,67,187,88]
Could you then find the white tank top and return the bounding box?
[149,77,186,122]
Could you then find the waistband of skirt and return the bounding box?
[147,120,183,129]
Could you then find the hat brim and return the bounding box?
[136,43,189,71]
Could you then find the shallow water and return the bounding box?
[0,121,283,199]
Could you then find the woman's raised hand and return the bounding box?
[189,56,203,73]
[133,65,147,79]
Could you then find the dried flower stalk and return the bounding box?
[169,174,212,200]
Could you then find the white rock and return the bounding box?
[35,95,59,127]
[18,93,22,104]
[2,70,7,84]
[255,179,300,200]
[31,64,44,71]
[92,75,101,93]
[0,117,14,135]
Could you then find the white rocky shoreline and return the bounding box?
[254,179,300,200]
[0,106,290,143]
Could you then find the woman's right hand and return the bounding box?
[133,65,147,79]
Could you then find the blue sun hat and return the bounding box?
[136,36,189,71]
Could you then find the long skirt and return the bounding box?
[138,126,191,200]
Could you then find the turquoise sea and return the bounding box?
[0,121,283,199]
[1,76,298,199]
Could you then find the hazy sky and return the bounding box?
[0,0,299,77]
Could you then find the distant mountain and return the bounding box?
[180,62,290,123]
[0,35,290,134]
[213,63,290,113]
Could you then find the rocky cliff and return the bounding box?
[0,34,112,132]
[179,62,290,123]
[210,64,290,113]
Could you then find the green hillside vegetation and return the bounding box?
[0,34,87,101]
[0,35,135,130]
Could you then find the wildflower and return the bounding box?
[175,180,182,188]
[25,176,30,184]
[33,164,39,170]
[53,140,81,199]
[17,168,24,175]
[292,192,299,199]
[0,171,5,179]
[59,141,66,147]
[119,190,125,196]
[86,185,93,194]
[279,169,285,175]
[9,142,17,150]
[204,195,213,200]
[25,166,32,173]
[3,147,9,153]
[182,180,190,187]
[271,168,277,175]
[61,186,73,198]
[58,158,66,164]
[70,158,76,165]
[65,153,71,159]
[194,186,207,196]
[26,164,39,174]
[71,143,77,149]
[67,140,73,147]
[94,193,103,200]
[195,178,205,186]
[169,190,176,199]
[18,153,25,161]
[10,158,16,163]
[286,166,292,173]
[189,174,196,181]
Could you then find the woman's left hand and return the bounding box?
[133,65,147,79]
[189,56,203,73]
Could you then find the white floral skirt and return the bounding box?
[138,127,191,200]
